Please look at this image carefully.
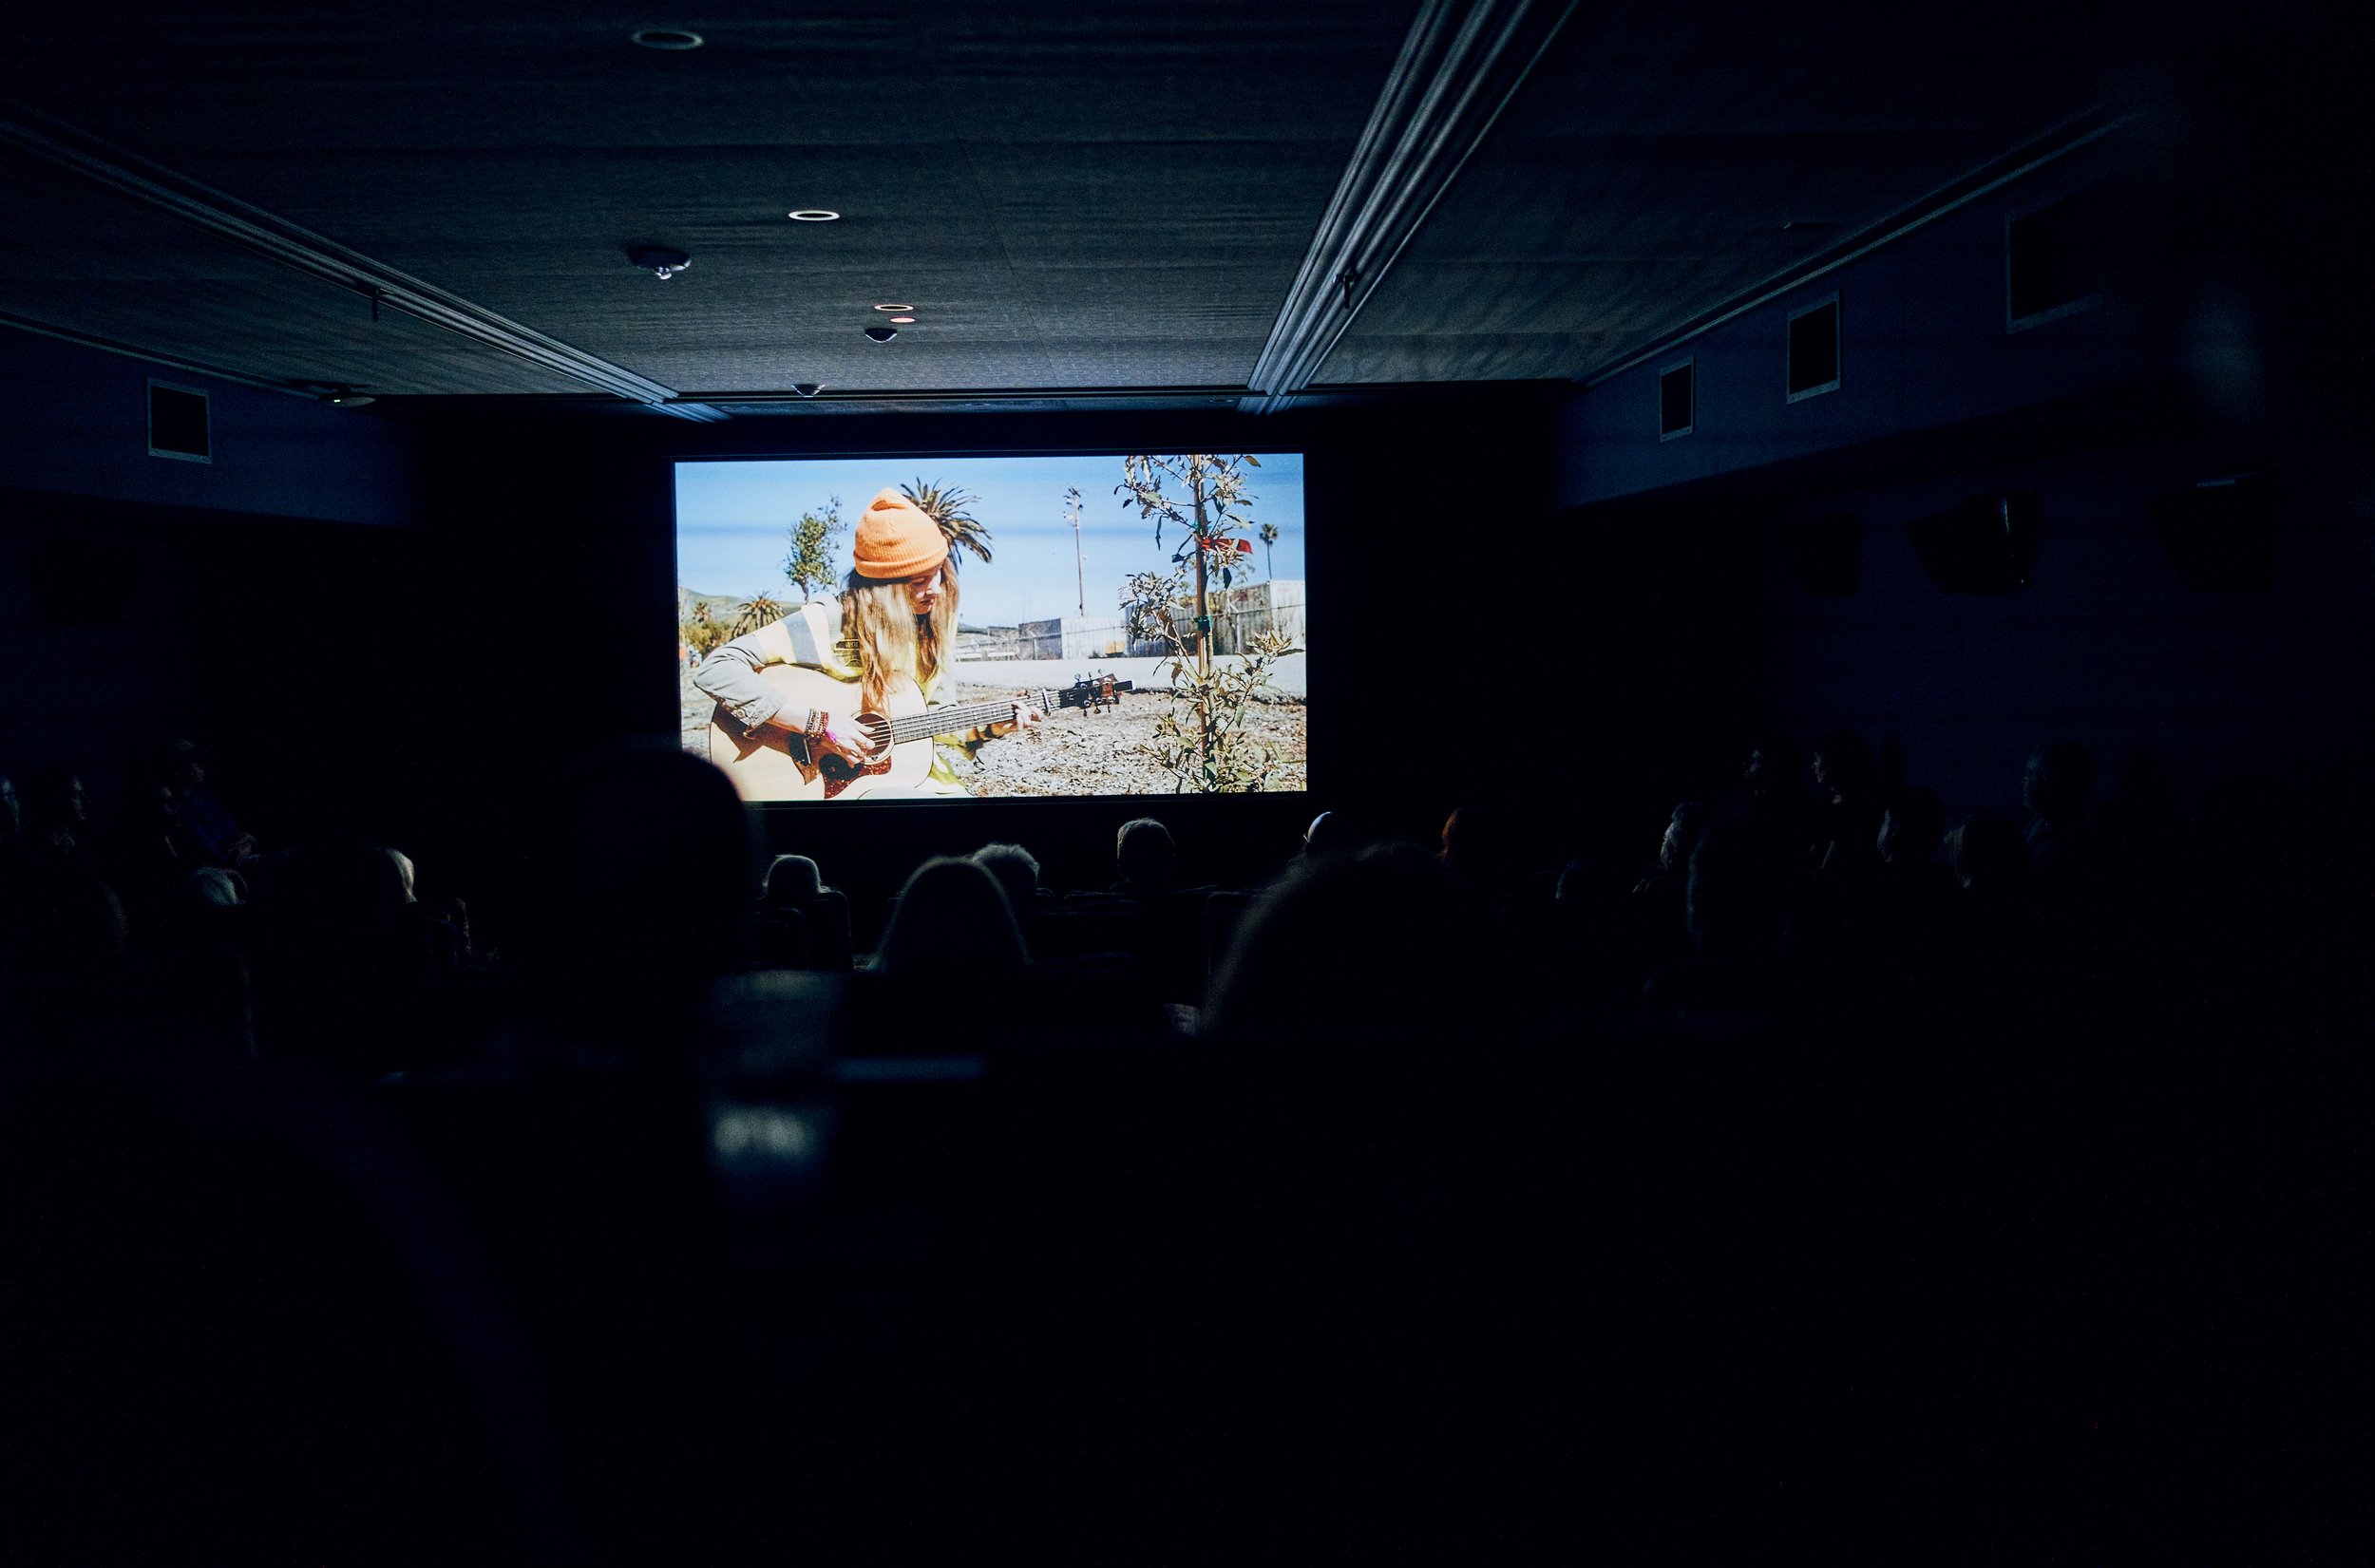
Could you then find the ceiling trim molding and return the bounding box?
[682,385,1248,406]
[1239,0,1577,415]
[0,97,718,420]
[0,308,321,400]
[1578,104,2137,389]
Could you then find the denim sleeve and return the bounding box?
[693,628,791,729]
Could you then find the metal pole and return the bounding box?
[1068,489,1084,615]
[1189,463,1214,766]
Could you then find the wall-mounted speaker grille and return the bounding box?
[2148,470,2277,591]
[2007,183,2109,330]
[147,379,210,463]
[1907,491,2041,592]
[1659,360,1694,438]
[1786,296,1839,401]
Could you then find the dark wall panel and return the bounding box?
[0,331,418,526]
[1563,142,2159,510]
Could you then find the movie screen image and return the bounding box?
[676,454,1306,801]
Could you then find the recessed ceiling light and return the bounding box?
[888,315,916,324]
[631,28,704,49]
[788,209,840,222]
[872,303,914,312]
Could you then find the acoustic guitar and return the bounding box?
[707,663,1059,802]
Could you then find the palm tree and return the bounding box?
[727,591,788,639]
[900,478,994,570]
[1259,521,1280,579]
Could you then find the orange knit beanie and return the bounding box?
[851,488,950,579]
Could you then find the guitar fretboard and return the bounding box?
[883,699,1016,746]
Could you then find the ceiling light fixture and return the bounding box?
[788,209,840,222]
[627,246,694,280]
[864,327,899,343]
[872,303,914,312]
[631,28,704,49]
[888,315,916,324]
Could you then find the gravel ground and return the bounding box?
[949,682,1305,796]
[681,669,1305,796]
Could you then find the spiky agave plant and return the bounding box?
[899,478,994,571]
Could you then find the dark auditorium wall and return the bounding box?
[1553,123,2375,823]
[0,331,423,836]
[1560,137,2164,509]
[0,331,416,527]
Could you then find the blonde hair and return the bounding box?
[842,564,959,713]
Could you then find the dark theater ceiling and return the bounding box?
[0,1,2149,418]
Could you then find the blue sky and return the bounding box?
[675,452,1305,629]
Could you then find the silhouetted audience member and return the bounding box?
[1642,823,1795,1037]
[495,744,754,1067]
[1878,787,1945,869]
[1741,735,1817,860]
[1941,810,2036,1017]
[19,768,99,878]
[1633,803,1712,897]
[105,783,191,908]
[754,853,853,970]
[1112,818,1177,898]
[874,856,1028,977]
[2023,742,2099,884]
[244,837,419,1072]
[0,858,131,1045]
[0,770,20,850]
[762,854,823,904]
[1204,841,1478,1045]
[1870,785,1957,994]
[1627,802,1711,976]
[156,738,255,867]
[972,843,1046,916]
[1300,809,1367,861]
[1810,730,1883,871]
[139,864,256,1063]
[1440,801,1559,923]
[1438,804,1489,883]
[1949,810,2029,896]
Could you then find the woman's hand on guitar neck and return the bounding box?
[987,701,1045,739]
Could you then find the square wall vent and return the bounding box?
[1786,295,1839,401]
[147,379,211,463]
[2007,183,2109,331]
[1659,360,1695,439]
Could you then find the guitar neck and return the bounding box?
[883,699,1016,746]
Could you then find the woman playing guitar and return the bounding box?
[693,487,1042,800]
